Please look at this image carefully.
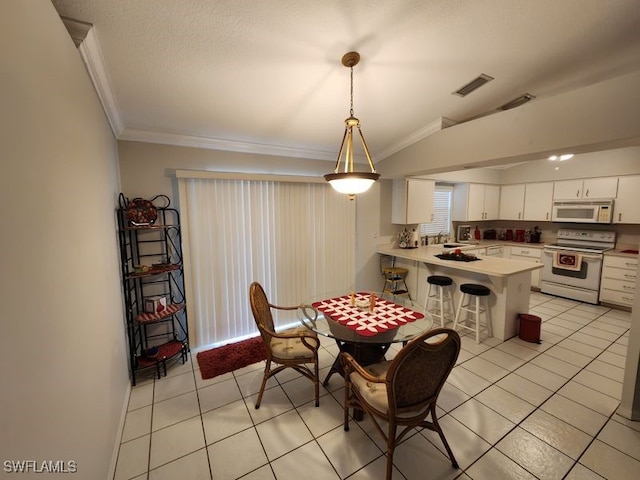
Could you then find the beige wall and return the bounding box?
[0,2,127,478]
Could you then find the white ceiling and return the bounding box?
[51,0,640,163]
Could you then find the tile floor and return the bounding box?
[114,293,640,480]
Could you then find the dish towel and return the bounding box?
[553,251,582,271]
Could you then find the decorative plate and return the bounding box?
[126,198,157,226]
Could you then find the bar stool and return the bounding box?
[380,254,411,300]
[453,283,492,343]
[424,275,455,327]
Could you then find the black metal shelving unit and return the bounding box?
[117,193,189,385]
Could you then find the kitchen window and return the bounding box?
[420,185,453,236]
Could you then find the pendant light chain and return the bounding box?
[349,66,355,117]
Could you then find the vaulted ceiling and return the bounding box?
[51,0,640,163]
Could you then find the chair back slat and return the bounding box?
[250,282,276,338]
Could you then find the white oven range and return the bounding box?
[541,229,616,304]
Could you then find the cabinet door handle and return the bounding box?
[518,212,521,219]
[576,190,580,197]
[618,213,622,221]
[546,212,549,220]
[585,189,589,197]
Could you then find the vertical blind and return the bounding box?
[420,186,453,236]
[177,175,356,349]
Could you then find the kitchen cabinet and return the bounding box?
[392,178,435,224]
[600,254,637,308]
[117,194,189,385]
[499,184,525,220]
[553,177,618,200]
[613,175,640,224]
[508,245,542,289]
[524,182,554,221]
[453,183,500,221]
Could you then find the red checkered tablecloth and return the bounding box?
[312,293,424,336]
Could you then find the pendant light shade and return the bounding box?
[325,52,379,200]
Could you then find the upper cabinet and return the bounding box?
[523,182,554,221]
[553,177,618,200]
[392,178,435,224]
[453,183,500,221]
[613,175,640,224]
[499,184,525,220]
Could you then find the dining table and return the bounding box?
[297,291,434,389]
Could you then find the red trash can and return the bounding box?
[519,314,541,343]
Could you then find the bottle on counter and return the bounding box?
[474,226,481,241]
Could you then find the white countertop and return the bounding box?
[377,244,543,277]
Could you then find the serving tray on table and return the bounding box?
[435,253,481,262]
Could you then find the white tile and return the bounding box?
[494,342,539,361]
[569,331,612,350]
[606,342,628,356]
[544,344,593,368]
[318,420,382,478]
[529,353,581,379]
[572,370,622,399]
[580,325,621,342]
[597,419,640,460]
[557,338,603,358]
[114,435,150,480]
[247,386,295,424]
[279,374,319,407]
[597,350,627,368]
[152,391,200,431]
[465,447,537,480]
[148,448,211,480]
[557,381,620,417]
[580,439,640,480]
[256,409,313,461]
[297,393,344,437]
[419,415,491,469]
[496,427,574,479]
[475,385,536,424]
[154,371,196,402]
[437,383,471,413]
[121,405,152,442]
[201,398,254,445]
[149,416,205,470]
[347,454,403,480]
[520,409,592,460]
[128,383,154,410]
[564,462,605,479]
[513,362,567,391]
[478,348,525,371]
[458,356,510,383]
[270,441,340,480]
[540,394,608,436]
[450,398,515,444]
[235,368,277,399]
[194,370,233,390]
[447,366,491,397]
[240,465,276,480]
[164,355,194,378]
[588,320,629,336]
[208,428,269,480]
[459,336,492,355]
[496,373,553,406]
[393,432,461,480]
[198,377,243,414]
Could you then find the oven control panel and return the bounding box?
[557,229,616,242]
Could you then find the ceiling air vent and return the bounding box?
[498,93,536,110]
[452,74,494,97]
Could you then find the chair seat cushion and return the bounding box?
[427,275,453,286]
[460,283,490,296]
[270,327,318,360]
[349,360,428,418]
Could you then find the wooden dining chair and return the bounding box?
[342,328,461,479]
[249,282,320,408]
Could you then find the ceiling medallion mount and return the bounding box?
[324,51,380,201]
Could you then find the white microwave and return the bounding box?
[551,200,614,224]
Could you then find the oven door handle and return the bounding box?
[543,250,603,260]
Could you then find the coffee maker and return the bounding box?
[457,225,471,243]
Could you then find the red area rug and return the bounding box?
[197,336,266,380]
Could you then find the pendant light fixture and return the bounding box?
[324,51,380,200]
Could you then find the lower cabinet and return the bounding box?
[600,255,637,308]
[509,246,543,289]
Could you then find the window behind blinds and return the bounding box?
[420,186,453,235]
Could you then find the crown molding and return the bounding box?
[376,117,457,160]
[119,128,338,161]
[77,26,124,136]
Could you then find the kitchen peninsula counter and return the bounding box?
[377,244,543,341]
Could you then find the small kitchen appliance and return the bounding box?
[457,225,471,243]
[551,199,614,224]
